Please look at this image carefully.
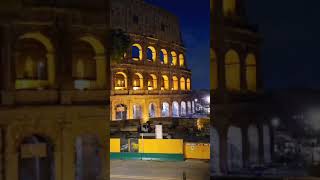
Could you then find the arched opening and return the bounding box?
[211,127,220,174]
[115,104,128,120]
[211,49,218,90]
[133,73,143,90]
[227,126,243,172]
[132,44,142,61]
[186,78,191,91]
[223,0,236,16]
[19,135,54,180]
[172,76,179,90]
[248,125,259,165]
[147,74,157,90]
[161,102,170,117]
[225,50,240,91]
[170,51,177,66]
[187,101,192,115]
[179,54,185,66]
[180,77,186,91]
[161,75,169,90]
[133,104,143,119]
[192,101,195,113]
[72,41,96,80]
[246,54,257,92]
[263,125,271,163]
[146,46,156,62]
[149,103,156,118]
[160,49,168,64]
[114,72,127,90]
[75,135,101,180]
[172,101,180,117]
[181,101,187,116]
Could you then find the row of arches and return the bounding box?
[114,72,191,91]
[115,101,195,120]
[211,124,271,173]
[14,32,106,90]
[211,49,257,91]
[131,44,185,66]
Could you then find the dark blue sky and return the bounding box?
[146,0,210,90]
[247,1,320,90]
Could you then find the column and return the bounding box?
[95,55,107,89]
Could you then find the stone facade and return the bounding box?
[110,0,195,122]
[0,0,109,179]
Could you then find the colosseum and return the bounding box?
[110,0,195,122]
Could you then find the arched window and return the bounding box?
[147,46,156,62]
[115,104,127,120]
[245,54,257,92]
[114,72,127,90]
[172,101,179,117]
[160,49,168,64]
[225,50,240,91]
[181,101,187,116]
[186,78,191,91]
[223,0,236,16]
[147,74,157,90]
[187,101,192,115]
[149,103,156,118]
[179,54,185,66]
[172,76,179,90]
[133,104,143,119]
[180,77,186,91]
[161,102,170,117]
[211,49,218,90]
[132,44,142,61]
[170,51,177,66]
[227,126,243,171]
[161,75,169,90]
[133,73,143,90]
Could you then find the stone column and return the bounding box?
[95,55,107,89]
[219,126,228,174]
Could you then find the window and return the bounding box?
[225,50,240,91]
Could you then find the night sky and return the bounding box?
[247,1,320,90]
[145,0,210,90]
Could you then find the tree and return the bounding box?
[110,29,130,64]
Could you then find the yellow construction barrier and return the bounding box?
[110,138,121,153]
[184,143,210,160]
[138,139,184,154]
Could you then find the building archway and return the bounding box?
[211,128,220,174]
[115,104,128,120]
[172,76,179,90]
[179,54,185,66]
[133,73,143,90]
[147,74,157,90]
[187,101,192,115]
[225,50,240,91]
[246,54,257,92]
[114,72,127,90]
[223,0,236,16]
[149,103,156,118]
[19,135,54,180]
[263,125,271,163]
[161,75,169,90]
[172,101,180,117]
[170,51,177,66]
[132,44,142,61]
[161,102,170,117]
[160,49,168,64]
[181,101,187,116]
[133,104,143,119]
[186,78,191,91]
[180,77,186,91]
[227,126,243,172]
[248,125,259,165]
[146,46,156,62]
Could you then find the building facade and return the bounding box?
[110,0,195,122]
[211,0,273,175]
[0,0,109,179]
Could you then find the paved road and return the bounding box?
[111,160,210,180]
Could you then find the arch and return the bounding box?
[172,76,179,90]
[19,135,54,180]
[246,53,257,92]
[132,43,142,61]
[147,74,157,90]
[146,46,156,62]
[75,135,102,180]
[211,49,218,90]
[180,77,186,91]
[181,101,187,116]
[160,49,168,64]
[248,125,259,165]
[223,0,236,16]
[211,127,220,174]
[172,101,180,117]
[161,75,169,90]
[133,73,143,90]
[225,50,240,91]
[80,36,105,55]
[19,32,54,53]
[115,104,128,120]
[179,54,185,66]
[149,103,156,118]
[263,125,271,163]
[192,101,195,113]
[187,101,192,115]
[133,104,143,119]
[115,72,128,90]
[161,102,170,117]
[186,78,191,91]
[170,51,177,66]
[227,126,243,172]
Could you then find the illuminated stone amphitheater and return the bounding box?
[110,0,195,122]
